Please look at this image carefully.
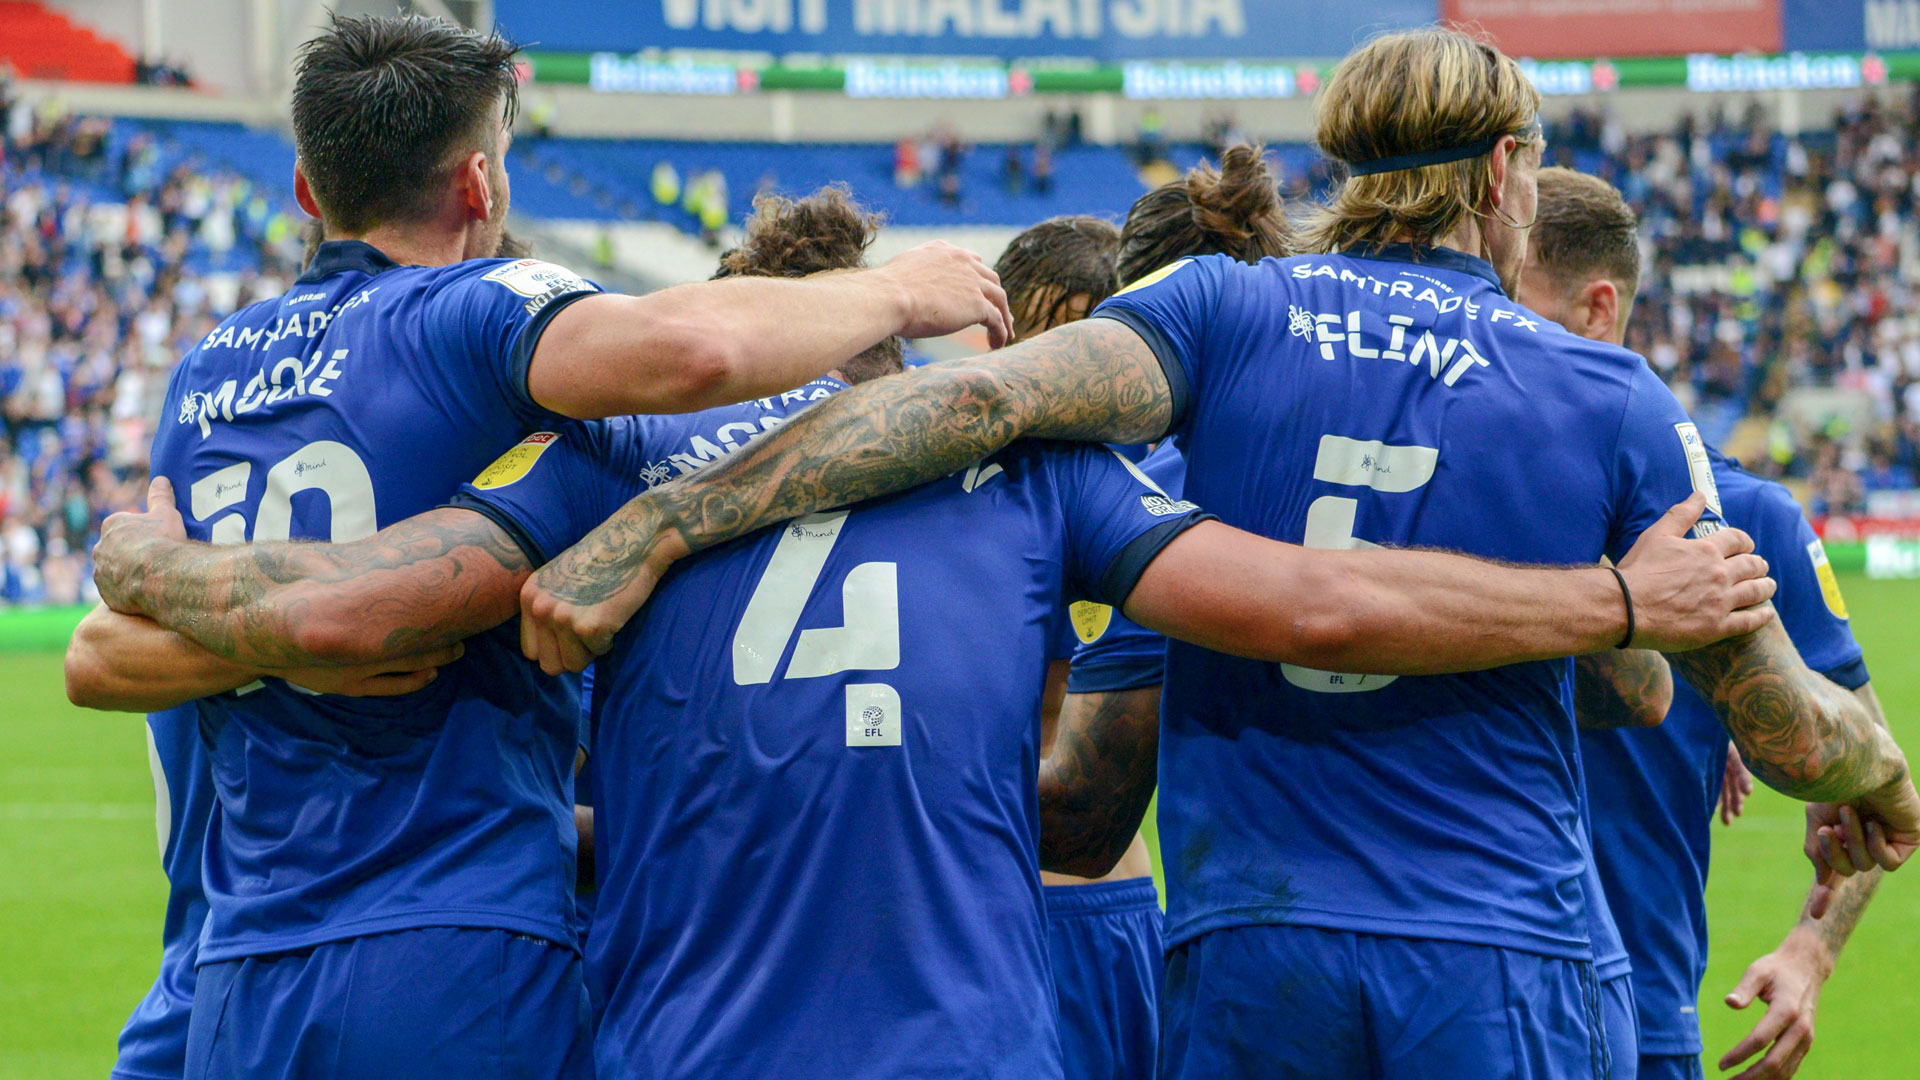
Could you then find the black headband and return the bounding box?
[1344,120,1541,177]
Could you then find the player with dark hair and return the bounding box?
[504,27,1918,1079]
[63,13,1010,1080]
[994,215,1121,342]
[1114,142,1293,286]
[1516,166,1887,1080]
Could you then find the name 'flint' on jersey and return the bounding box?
[176,287,380,437]
[1286,259,1544,389]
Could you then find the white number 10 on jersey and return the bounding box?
[1282,434,1439,694]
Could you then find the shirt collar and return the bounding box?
[296,240,404,284]
[1345,243,1505,293]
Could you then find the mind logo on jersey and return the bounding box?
[474,432,561,490]
[1674,423,1723,516]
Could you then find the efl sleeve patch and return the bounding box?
[1674,422,1722,517]
[1070,601,1113,644]
[472,431,560,490]
[1808,536,1850,620]
[482,260,599,301]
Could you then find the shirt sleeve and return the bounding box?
[1603,362,1729,564]
[1088,255,1234,434]
[1748,483,1869,689]
[423,258,602,427]
[443,420,626,567]
[1065,601,1167,693]
[1050,442,1214,608]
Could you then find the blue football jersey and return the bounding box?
[1096,247,1723,961]
[1066,441,1185,694]
[1584,447,1867,1055]
[147,241,596,963]
[112,706,210,1080]
[450,382,1209,1080]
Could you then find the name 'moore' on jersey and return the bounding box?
[448,381,1210,1080]
[148,241,598,964]
[1094,246,1724,962]
[1585,447,1867,1055]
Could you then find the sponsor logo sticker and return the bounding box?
[1070,601,1113,644]
[473,432,560,490]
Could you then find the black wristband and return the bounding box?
[1607,565,1636,650]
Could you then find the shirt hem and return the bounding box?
[1163,904,1594,962]
[1597,957,1634,981]
[197,908,577,966]
[1637,1036,1705,1056]
[111,1067,182,1080]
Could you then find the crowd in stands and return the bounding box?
[5,72,1920,604]
[0,76,304,603]
[1549,96,1920,512]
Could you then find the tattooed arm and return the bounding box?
[93,480,531,668]
[1719,687,1891,1079]
[1572,649,1674,730]
[65,605,463,710]
[1668,620,1907,803]
[1039,684,1163,878]
[517,316,1775,672]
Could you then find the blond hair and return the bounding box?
[1301,27,1541,256]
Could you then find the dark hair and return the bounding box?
[994,216,1120,340]
[291,14,521,234]
[717,185,902,384]
[1116,143,1294,285]
[1528,166,1641,302]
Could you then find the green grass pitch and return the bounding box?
[3,575,1917,1078]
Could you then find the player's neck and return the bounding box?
[1426,220,1490,267]
[328,223,472,269]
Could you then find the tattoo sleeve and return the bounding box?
[1803,683,1893,954]
[534,319,1174,609]
[1572,649,1673,730]
[1668,618,1906,802]
[113,508,532,668]
[1038,684,1163,878]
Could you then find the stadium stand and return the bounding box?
[0,77,305,604]
[3,64,1919,606]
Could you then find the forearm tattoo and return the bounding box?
[1038,685,1162,877]
[125,508,530,667]
[1572,649,1672,730]
[1669,619,1904,802]
[532,319,1174,610]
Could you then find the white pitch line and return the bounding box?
[0,803,151,820]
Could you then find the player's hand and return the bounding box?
[1615,493,1775,652]
[875,240,1014,348]
[278,644,466,697]
[1809,778,1920,881]
[1721,743,1755,825]
[518,503,681,676]
[93,477,190,613]
[1720,930,1830,1080]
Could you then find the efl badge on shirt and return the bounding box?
[1807,536,1850,620]
[473,432,560,490]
